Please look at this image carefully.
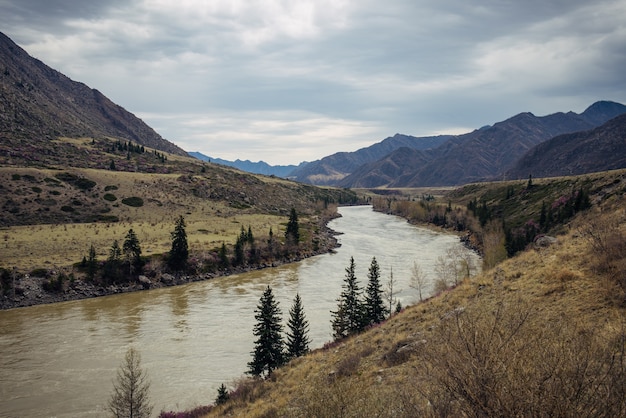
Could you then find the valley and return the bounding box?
[1,27,626,418]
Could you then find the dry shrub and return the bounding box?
[554,268,581,283]
[228,376,268,405]
[288,374,410,418]
[580,212,626,298]
[412,298,626,417]
[381,339,415,367]
[335,353,361,378]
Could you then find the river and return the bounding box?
[0,205,480,417]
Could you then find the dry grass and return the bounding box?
[202,200,626,417]
[0,166,346,272]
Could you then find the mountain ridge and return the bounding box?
[189,151,308,178]
[337,101,626,188]
[289,133,451,185]
[507,113,626,179]
[0,31,186,156]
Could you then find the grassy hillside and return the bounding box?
[193,171,626,417]
[0,136,357,278]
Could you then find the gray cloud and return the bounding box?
[2,0,625,164]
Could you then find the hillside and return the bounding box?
[507,113,626,179]
[196,170,626,417]
[340,101,626,188]
[289,134,451,185]
[0,31,186,156]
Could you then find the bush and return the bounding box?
[74,177,96,190]
[105,185,119,191]
[103,193,117,201]
[158,406,213,418]
[414,300,626,417]
[60,205,75,212]
[122,197,144,207]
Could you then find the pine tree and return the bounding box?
[364,257,388,326]
[108,347,152,418]
[104,240,122,283]
[215,383,229,405]
[285,208,300,244]
[168,215,188,271]
[248,286,284,378]
[123,229,142,275]
[331,257,364,339]
[86,244,98,282]
[219,243,229,268]
[286,293,311,360]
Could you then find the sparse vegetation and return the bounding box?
[121,196,144,207]
[108,347,153,418]
[201,171,626,418]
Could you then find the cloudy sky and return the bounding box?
[2,0,625,165]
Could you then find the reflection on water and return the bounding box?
[0,206,480,417]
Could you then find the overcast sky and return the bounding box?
[2,0,625,165]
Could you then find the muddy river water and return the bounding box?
[0,205,480,417]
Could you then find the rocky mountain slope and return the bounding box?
[289,133,451,185]
[311,101,626,188]
[0,31,186,156]
[507,113,626,179]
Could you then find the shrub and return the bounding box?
[74,177,96,190]
[103,193,117,202]
[29,268,49,277]
[60,205,75,212]
[121,197,144,207]
[158,405,213,418]
[105,185,119,191]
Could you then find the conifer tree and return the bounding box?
[123,229,142,275]
[331,257,364,339]
[86,244,98,281]
[108,347,152,418]
[364,257,388,326]
[286,293,311,360]
[285,208,300,244]
[248,286,284,378]
[104,240,122,283]
[215,383,229,405]
[219,243,229,268]
[168,215,188,271]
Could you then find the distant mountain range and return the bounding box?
[189,152,308,178]
[289,134,451,185]
[301,101,626,187]
[2,30,624,188]
[0,31,186,156]
[507,112,626,179]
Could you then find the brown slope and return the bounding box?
[337,147,432,188]
[507,113,626,179]
[387,103,626,187]
[0,31,186,156]
[335,102,626,188]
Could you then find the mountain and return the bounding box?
[189,151,308,178]
[0,31,186,156]
[339,101,626,188]
[507,113,626,179]
[289,133,451,185]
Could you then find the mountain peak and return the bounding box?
[0,31,187,156]
[581,100,626,125]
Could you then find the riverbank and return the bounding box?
[0,213,342,310]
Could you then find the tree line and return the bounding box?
[70,208,302,291]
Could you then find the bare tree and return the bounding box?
[409,261,427,302]
[384,268,401,316]
[108,347,153,418]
